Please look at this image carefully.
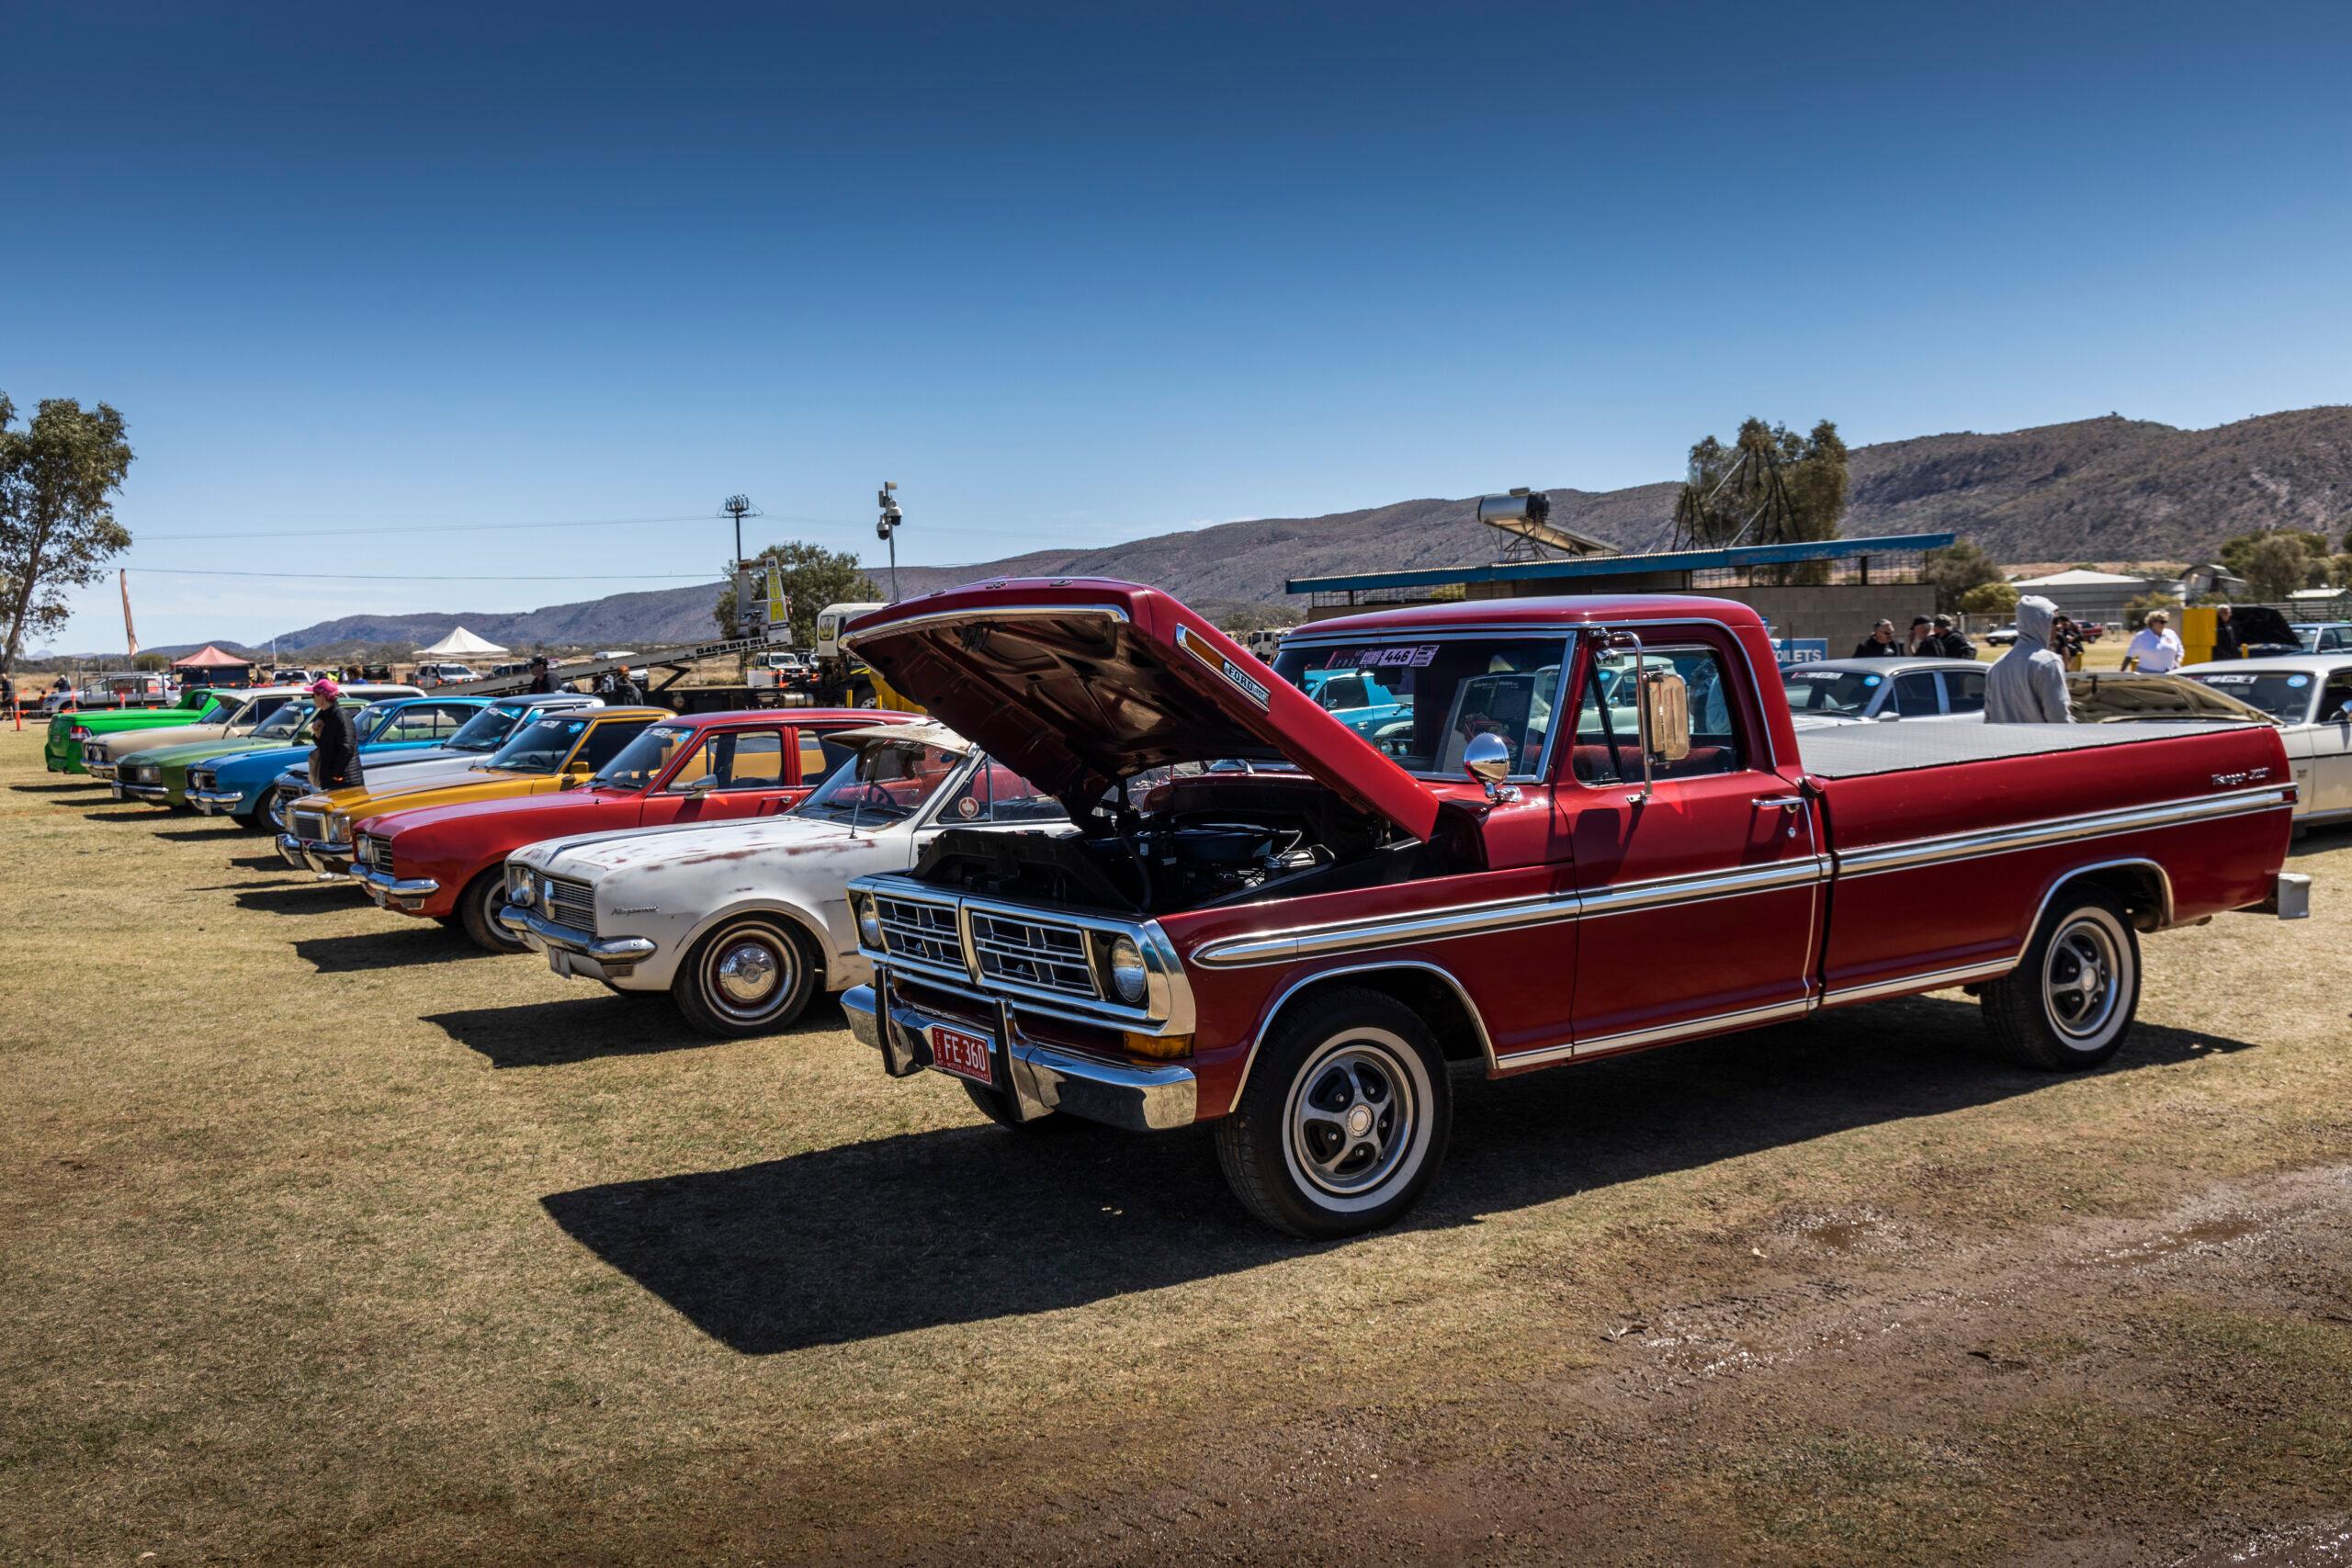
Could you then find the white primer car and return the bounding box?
[500,721,1073,1036]
[2177,656,2352,825]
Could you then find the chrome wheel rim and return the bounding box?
[1284,1036,1417,1199]
[699,922,800,1022]
[2042,917,2122,1044]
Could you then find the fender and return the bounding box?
[1227,958,1497,1115]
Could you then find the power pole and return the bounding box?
[720,493,762,668]
[876,482,902,602]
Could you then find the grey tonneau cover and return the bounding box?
[1796,719,2262,780]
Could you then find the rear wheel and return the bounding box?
[1981,890,2140,1069]
[457,867,528,954]
[1214,987,1452,1238]
[672,916,820,1038]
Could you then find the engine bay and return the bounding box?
[910,773,1479,916]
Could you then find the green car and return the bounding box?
[44,688,240,775]
[110,684,421,807]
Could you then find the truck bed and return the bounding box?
[1795,719,2264,779]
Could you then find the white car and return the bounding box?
[499,721,1071,1036]
[1781,657,1987,729]
[2177,656,2352,826]
[414,662,478,686]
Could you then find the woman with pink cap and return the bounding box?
[306,677,367,791]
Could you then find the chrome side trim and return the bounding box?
[1499,996,1815,1070]
[1821,958,2015,1008]
[841,601,1131,652]
[1225,959,1502,1115]
[1577,856,1827,919]
[1836,786,2291,879]
[1193,890,1581,968]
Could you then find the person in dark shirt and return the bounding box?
[606,664,643,705]
[2050,614,2086,671]
[2211,604,2244,660]
[1851,619,1902,658]
[307,678,365,790]
[1931,614,1975,660]
[526,655,556,694]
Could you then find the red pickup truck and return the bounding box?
[839,581,2309,1236]
[346,709,885,952]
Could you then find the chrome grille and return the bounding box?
[359,836,395,874]
[875,895,962,970]
[188,769,215,791]
[969,910,1097,998]
[290,808,325,841]
[543,876,595,932]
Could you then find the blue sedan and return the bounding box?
[185,696,490,829]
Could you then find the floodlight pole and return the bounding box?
[876,482,903,602]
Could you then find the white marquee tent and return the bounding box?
[413,626,508,658]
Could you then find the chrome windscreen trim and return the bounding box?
[1836,785,2292,878]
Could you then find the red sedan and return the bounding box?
[348,708,909,951]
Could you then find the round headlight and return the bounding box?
[1109,935,1149,1005]
[855,897,883,948]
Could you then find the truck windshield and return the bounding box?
[448,704,531,752]
[486,716,588,773]
[2184,670,2317,722]
[795,738,967,821]
[1271,637,1567,777]
[1782,667,1883,716]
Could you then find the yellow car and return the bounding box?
[277,706,667,875]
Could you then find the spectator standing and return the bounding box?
[2211,604,2244,660]
[1851,620,1902,658]
[2050,614,2086,671]
[306,678,366,791]
[607,663,644,705]
[1931,614,1975,660]
[526,655,555,694]
[1984,595,2072,723]
[2123,609,2184,673]
[1,671,15,716]
[1906,615,1936,653]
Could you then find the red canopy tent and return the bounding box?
[171,646,255,688]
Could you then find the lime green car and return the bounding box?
[111,684,423,807]
[44,688,240,775]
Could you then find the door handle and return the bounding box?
[1755,795,1807,812]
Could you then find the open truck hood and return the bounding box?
[844,578,1442,842]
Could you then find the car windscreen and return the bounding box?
[1271,637,1567,777]
[355,702,406,742]
[250,703,313,741]
[593,724,695,789]
[794,739,967,821]
[485,716,589,773]
[2185,670,2318,722]
[448,703,528,751]
[224,694,294,728]
[1782,667,1884,716]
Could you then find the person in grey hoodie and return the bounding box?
[1984,595,2072,723]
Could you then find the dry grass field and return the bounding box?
[3,726,2347,1565]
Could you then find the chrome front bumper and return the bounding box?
[114,782,169,802]
[846,975,1197,1133]
[497,904,657,977]
[277,832,354,875]
[85,760,119,780]
[187,786,246,815]
[349,863,440,912]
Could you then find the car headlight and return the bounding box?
[1108,934,1149,1005]
[854,894,882,949]
[510,868,539,908]
[325,811,351,843]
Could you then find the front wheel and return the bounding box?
[671,916,819,1038]
[457,867,529,954]
[1981,890,2141,1069]
[1213,987,1452,1238]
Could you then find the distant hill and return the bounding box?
[136,405,2352,658]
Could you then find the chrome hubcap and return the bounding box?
[1288,1042,1413,1197]
[715,942,778,1006]
[2043,918,2122,1043]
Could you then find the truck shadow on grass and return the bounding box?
[235,886,366,916]
[540,997,2257,1355]
[153,825,248,842]
[9,782,106,794]
[426,995,838,1068]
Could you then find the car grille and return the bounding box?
[968,910,1098,998]
[290,807,325,841]
[542,876,595,932]
[874,895,963,971]
[359,836,395,874]
[189,769,215,791]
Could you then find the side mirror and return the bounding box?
[1639,669,1692,761]
[1876,710,1901,723]
[559,769,591,790]
[673,773,718,795]
[1462,732,1520,805]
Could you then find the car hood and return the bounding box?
[94,722,234,759]
[138,736,289,770]
[209,745,313,777]
[312,766,544,817]
[843,578,1442,841]
[372,785,641,842]
[519,808,890,880]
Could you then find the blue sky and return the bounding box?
[8,0,2349,652]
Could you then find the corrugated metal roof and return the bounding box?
[1285,532,1956,595]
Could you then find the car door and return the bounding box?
[1889,668,1944,721]
[1939,667,1987,720]
[639,727,799,826]
[2310,669,2352,816]
[1563,633,1823,1052]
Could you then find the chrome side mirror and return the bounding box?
[1463,732,1520,805]
[673,773,718,795]
[1640,670,1692,762]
